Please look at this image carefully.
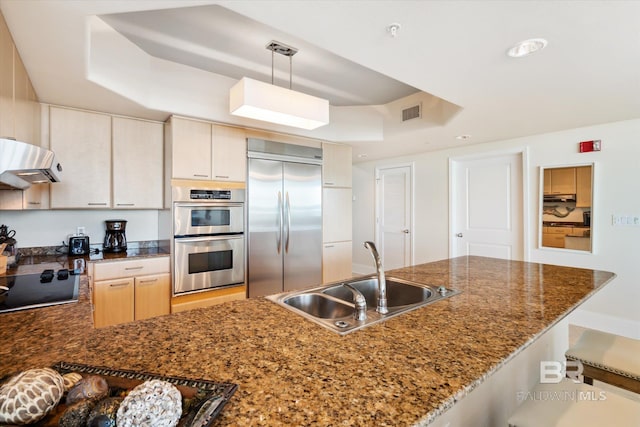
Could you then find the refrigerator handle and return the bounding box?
[285,191,291,253]
[277,191,283,254]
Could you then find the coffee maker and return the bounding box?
[103,220,127,252]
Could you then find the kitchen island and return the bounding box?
[0,256,615,426]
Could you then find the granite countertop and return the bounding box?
[0,256,615,426]
[6,240,169,274]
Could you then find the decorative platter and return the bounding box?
[1,361,238,426]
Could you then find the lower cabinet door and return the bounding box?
[94,277,135,328]
[322,241,353,283]
[134,273,171,320]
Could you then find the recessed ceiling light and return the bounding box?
[456,134,472,140]
[507,38,548,58]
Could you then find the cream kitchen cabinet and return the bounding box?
[322,188,353,283]
[0,11,13,139]
[50,106,112,208]
[0,12,39,145]
[112,117,163,208]
[576,165,592,208]
[168,116,212,180]
[212,124,246,182]
[323,188,353,243]
[323,241,353,283]
[322,142,352,187]
[49,107,164,209]
[321,143,353,283]
[544,167,576,195]
[90,256,170,328]
[167,116,247,182]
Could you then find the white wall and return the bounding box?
[353,118,640,339]
[0,210,159,247]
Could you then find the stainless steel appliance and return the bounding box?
[68,235,90,256]
[0,138,63,190]
[173,186,245,295]
[103,220,127,252]
[0,271,79,313]
[247,139,322,297]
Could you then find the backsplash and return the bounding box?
[542,202,590,223]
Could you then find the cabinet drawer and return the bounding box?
[545,227,573,234]
[542,233,565,248]
[93,256,169,281]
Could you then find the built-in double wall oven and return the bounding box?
[172,186,245,295]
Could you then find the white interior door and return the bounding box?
[376,165,413,269]
[451,153,523,260]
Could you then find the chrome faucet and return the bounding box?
[363,241,388,314]
[342,283,367,321]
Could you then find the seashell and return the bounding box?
[0,367,65,425]
[65,375,109,405]
[58,398,96,427]
[86,396,122,427]
[62,372,83,391]
[188,396,224,427]
[116,379,182,427]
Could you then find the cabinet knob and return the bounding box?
[456,233,463,238]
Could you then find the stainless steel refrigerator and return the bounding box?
[247,139,323,297]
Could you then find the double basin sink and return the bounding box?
[266,275,460,334]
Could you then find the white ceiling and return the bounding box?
[1,0,639,163]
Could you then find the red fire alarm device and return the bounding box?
[579,139,601,153]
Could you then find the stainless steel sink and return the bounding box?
[283,293,353,319]
[322,278,433,309]
[267,275,460,335]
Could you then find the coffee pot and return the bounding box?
[103,220,127,252]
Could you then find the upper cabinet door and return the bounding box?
[50,107,112,208]
[576,165,592,208]
[171,117,212,180]
[212,125,246,182]
[322,142,352,187]
[0,13,14,139]
[549,167,576,194]
[113,117,163,209]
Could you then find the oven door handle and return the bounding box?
[285,191,291,253]
[277,191,283,254]
[174,235,242,244]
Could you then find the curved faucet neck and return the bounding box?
[363,241,388,314]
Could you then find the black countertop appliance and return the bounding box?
[103,219,127,253]
[0,270,79,313]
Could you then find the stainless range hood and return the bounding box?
[544,194,576,202]
[0,138,63,190]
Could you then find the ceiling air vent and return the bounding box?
[402,104,421,122]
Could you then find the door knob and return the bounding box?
[402,229,410,234]
[456,233,463,237]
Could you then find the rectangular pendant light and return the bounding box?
[229,77,329,130]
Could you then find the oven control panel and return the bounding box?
[190,190,231,200]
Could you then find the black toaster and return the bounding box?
[68,235,90,256]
